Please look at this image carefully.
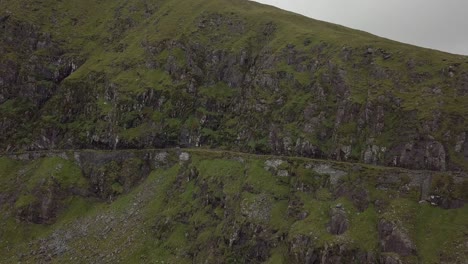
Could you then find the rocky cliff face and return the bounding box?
[1,0,468,263]
[1,0,467,172]
[0,149,466,263]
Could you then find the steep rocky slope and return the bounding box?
[0,149,467,263]
[1,0,468,263]
[1,0,467,171]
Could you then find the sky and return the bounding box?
[254,0,468,55]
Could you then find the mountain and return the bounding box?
[1,0,468,171]
[0,0,467,263]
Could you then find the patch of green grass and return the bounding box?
[195,158,244,195]
[14,194,37,209]
[119,123,152,141]
[199,82,237,103]
[289,197,332,245]
[245,159,290,198]
[315,188,332,201]
[25,157,88,191]
[264,245,287,264]
[137,165,181,216]
[347,205,379,251]
[415,204,468,263]
[0,157,22,192]
[381,198,418,224]
[270,200,291,231]
[56,197,100,224]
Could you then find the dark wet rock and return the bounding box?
[295,138,323,158]
[15,185,62,224]
[383,53,392,60]
[328,206,349,235]
[419,174,432,201]
[0,13,11,23]
[288,235,377,264]
[78,152,152,199]
[319,245,376,264]
[378,219,416,256]
[428,195,465,209]
[428,194,443,206]
[455,132,466,153]
[288,235,318,264]
[334,185,370,212]
[287,195,307,219]
[227,222,272,262]
[391,140,447,171]
[363,145,386,165]
[441,198,465,209]
[374,199,389,212]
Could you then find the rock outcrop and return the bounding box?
[378,219,416,257]
[0,0,467,262]
[328,205,349,235]
[391,140,447,171]
[1,0,467,173]
[0,149,466,263]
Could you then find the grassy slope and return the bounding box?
[1,2,468,261]
[0,150,466,263]
[2,0,467,79]
[1,0,467,157]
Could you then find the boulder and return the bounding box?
[179,152,190,162]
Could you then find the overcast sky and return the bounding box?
[254,0,468,55]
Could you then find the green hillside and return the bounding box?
[0,0,467,263]
[1,149,467,263]
[1,0,467,170]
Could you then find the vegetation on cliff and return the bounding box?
[0,0,467,171]
[1,0,468,263]
[0,150,467,263]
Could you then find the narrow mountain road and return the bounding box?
[2,147,466,175]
